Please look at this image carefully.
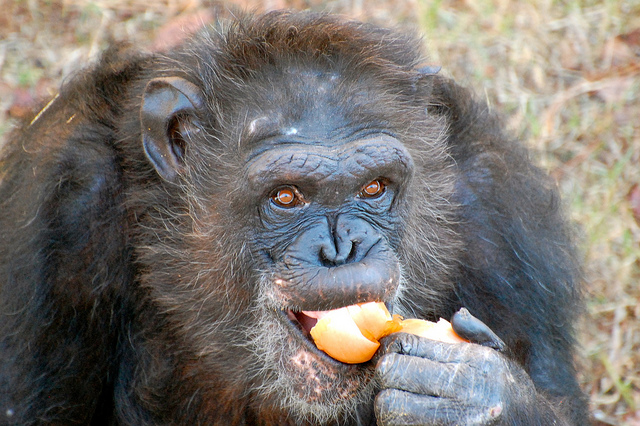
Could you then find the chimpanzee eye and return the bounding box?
[360,179,385,198]
[271,186,301,208]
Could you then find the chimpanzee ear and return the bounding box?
[410,64,442,94]
[141,77,204,181]
[415,65,442,75]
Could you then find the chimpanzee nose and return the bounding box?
[320,214,381,267]
[277,215,399,309]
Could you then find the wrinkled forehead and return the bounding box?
[235,65,389,151]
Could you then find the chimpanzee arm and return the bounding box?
[443,77,588,423]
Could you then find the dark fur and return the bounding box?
[0,11,587,425]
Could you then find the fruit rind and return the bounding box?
[310,302,467,364]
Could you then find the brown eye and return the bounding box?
[271,186,299,207]
[361,179,385,198]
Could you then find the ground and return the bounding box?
[0,1,638,424]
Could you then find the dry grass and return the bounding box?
[1,0,638,424]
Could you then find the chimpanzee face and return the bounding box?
[138,23,462,419]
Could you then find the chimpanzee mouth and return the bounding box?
[282,309,352,366]
[286,310,318,338]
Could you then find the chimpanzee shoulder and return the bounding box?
[429,74,586,419]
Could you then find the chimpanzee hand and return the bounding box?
[374,309,553,425]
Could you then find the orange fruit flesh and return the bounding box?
[309,302,467,364]
[309,307,381,364]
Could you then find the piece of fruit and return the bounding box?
[309,301,467,364]
[399,318,466,344]
[309,306,382,364]
[346,302,403,341]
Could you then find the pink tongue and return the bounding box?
[297,310,329,334]
[301,310,331,320]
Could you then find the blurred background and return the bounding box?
[0,0,638,424]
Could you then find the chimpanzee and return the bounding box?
[0,10,588,425]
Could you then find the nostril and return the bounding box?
[317,236,338,267]
[320,239,360,267]
[345,240,359,264]
[319,246,336,267]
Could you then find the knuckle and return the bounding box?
[376,352,405,382]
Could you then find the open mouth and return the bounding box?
[283,309,349,363]
[283,304,391,365]
[285,309,327,339]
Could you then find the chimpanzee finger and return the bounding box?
[451,308,505,351]
[375,388,504,426]
[376,352,463,397]
[375,389,449,426]
[376,331,466,364]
